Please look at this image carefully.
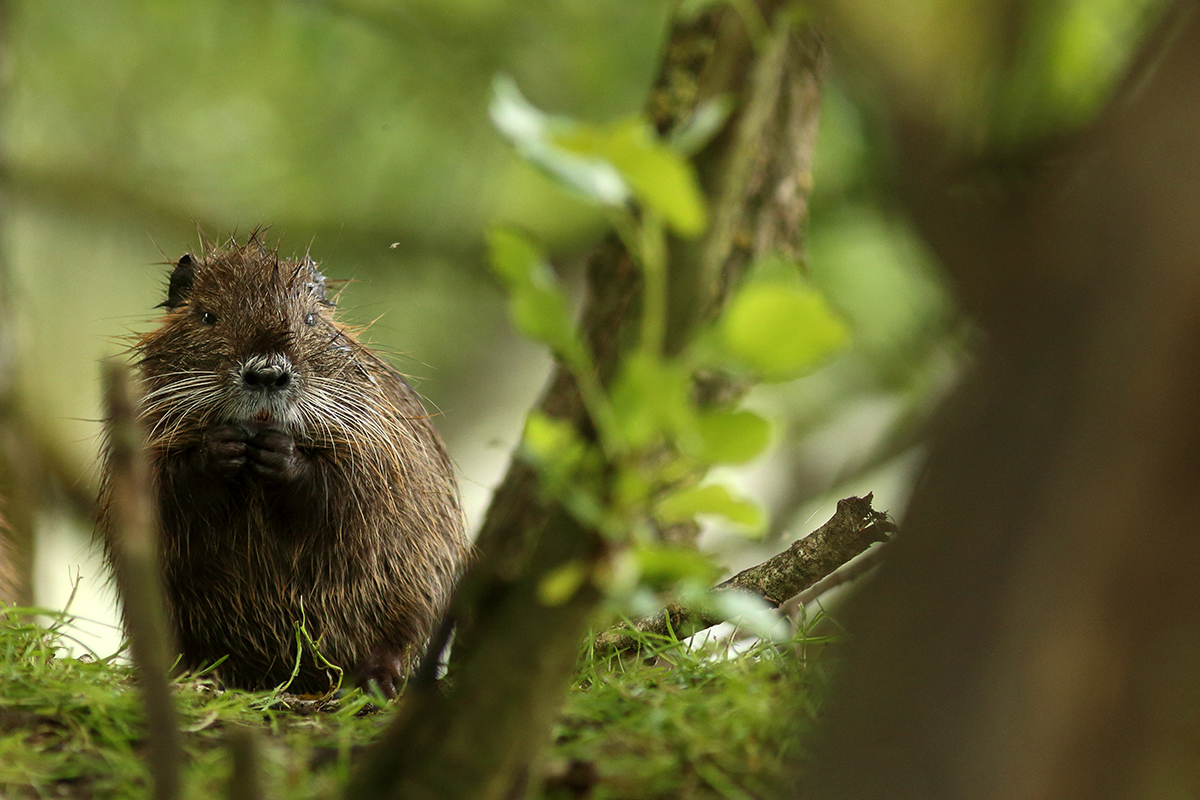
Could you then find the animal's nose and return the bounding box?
[241,359,293,391]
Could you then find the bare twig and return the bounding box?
[785,539,889,611]
[594,495,894,657]
[226,727,264,800]
[102,362,182,800]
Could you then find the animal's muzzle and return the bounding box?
[240,354,295,392]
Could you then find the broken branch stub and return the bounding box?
[594,494,895,657]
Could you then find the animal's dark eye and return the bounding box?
[304,313,317,327]
[199,310,218,326]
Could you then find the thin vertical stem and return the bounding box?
[103,362,182,800]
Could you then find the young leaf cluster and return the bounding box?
[488,79,849,604]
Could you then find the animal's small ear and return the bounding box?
[159,254,196,309]
[304,257,332,306]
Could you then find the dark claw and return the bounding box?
[201,425,248,477]
[198,425,308,482]
[247,428,307,481]
[353,650,406,700]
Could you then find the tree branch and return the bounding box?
[594,495,894,657]
[349,6,829,799]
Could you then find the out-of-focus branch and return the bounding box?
[807,4,1200,799]
[0,0,33,606]
[102,362,181,800]
[225,727,264,800]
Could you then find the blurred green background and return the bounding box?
[1,0,1160,653]
[5,0,682,650]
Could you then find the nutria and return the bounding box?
[98,234,467,697]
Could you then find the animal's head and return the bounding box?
[135,235,391,446]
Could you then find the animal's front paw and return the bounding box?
[201,425,248,477]
[353,648,408,700]
[247,428,310,482]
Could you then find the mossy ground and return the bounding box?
[0,607,829,799]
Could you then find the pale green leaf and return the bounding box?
[519,413,608,530]
[609,352,697,450]
[720,281,849,381]
[491,76,706,233]
[487,226,543,287]
[487,227,586,364]
[655,483,766,534]
[520,412,586,472]
[693,410,771,465]
[612,466,651,516]
[490,75,628,205]
[554,118,706,236]
[509,289,579,359]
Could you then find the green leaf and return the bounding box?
[490,76,706,234]
[693,410,771,465]
[654,483,766,534]
[612,466,651,517]
[555,118,706,236]
[487,227,586,366]
[490,75,628,205]
[633,544,722,588]
[720,281,849,381]
[509,288,580,362]
[609,352,697,450]
[519,413,608,530]
[487,226,544,286]
[520,412,587,472]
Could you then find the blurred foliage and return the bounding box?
[487,78,856,621]
[827,0,1167,148]
[6,0,674,242]
[0,0,1172,641]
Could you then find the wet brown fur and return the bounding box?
[98,234,467,695]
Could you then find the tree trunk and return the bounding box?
[0,0,37,607]
[349,5,828,799]
[806,3,1200,798]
